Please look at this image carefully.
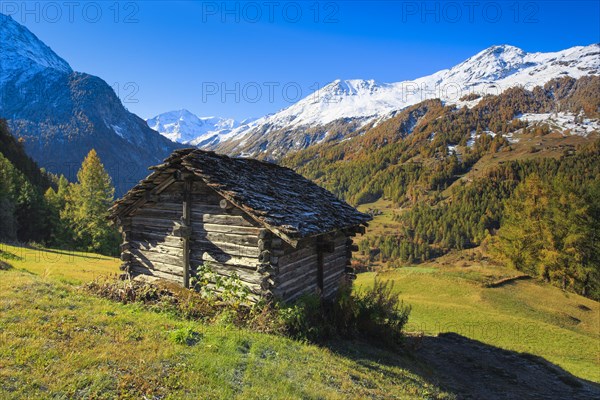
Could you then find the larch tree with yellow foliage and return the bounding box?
[62,150,120,255]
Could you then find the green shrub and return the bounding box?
[278,279,411,345]
[278,294,329,342]
[169,327,203,346]
[353,279,411,344]
[191,263,251,306]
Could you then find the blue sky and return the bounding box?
[5,1,600,120]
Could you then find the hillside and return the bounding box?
[356,254,600,384]
[282,76,599,205]
[205,44,599,159]
[0,119,55,242]
[1,243,598,399]
[280,76,600,300]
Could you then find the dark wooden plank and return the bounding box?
[130,240,183,257]
[183,178,192,288]
[131,232,183,247]
[192,232,260,247]
[277,243,317,269]
[130,256,184,277]
[131,208,181,219]
[192,240,260,257]
[190,213,256,227]
[133,230,259,249]
[130,248,183,267]
[276,281,319,303]
[275,267,318,293]
[194,223,261,235]
[130,264,183,283]
[132,217,177,229]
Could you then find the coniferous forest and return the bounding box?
[0,119,119,256]
[283,76,600,299]
[2,76,599,298]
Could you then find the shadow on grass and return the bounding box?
[327,333,600,400]
[0,248,23,261]
[0,260,13,270]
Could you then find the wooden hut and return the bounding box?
[109,149,371,303]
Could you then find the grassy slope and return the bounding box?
[351,134,600,383]
[355,258,600,383]
[1,241,598,399]
[0,243,450,400]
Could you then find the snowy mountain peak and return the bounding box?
[146,110,244,146]
[206,43,599,158]
[325,79,383,96]
[479,44,526,58]
[0,13,72,81]
[448,44,532,83]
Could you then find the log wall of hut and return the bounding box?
[270,231,352,302]
[126,181,185,283]
[188,180,265,297]
[322,232,351,299]
[120,178,267,299]
[119,175,357,303]
[272,237,320,302]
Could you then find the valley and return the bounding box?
[1,8,599,399]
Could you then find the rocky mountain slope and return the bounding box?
[0,13,182,196]
[205,43,599,159]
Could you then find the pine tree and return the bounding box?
[44,175,71,247]
[62,150,119,255]
[493,175,549,276]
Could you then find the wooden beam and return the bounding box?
[119,175,176,217]
[258,239,270,251]
[316,236,324,296]
[182,178,192,288]
[258,250,271,263]
[317,241,335,253]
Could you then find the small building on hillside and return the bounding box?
[109,149,371,302]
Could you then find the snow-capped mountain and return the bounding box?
[209,43,599,159]
[146,109,251,147]
[0,13,72,86]
[0,13,181,195]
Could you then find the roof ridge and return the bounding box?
[110,149,371,241]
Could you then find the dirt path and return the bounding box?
[413,333,599,400]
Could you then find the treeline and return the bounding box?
[0,120,119,256]
[282,76,600,299]
[359,140,600,298]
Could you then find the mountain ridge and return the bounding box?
[0,13,182,196]
[192,43,599,159]
[146,109,250,147]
